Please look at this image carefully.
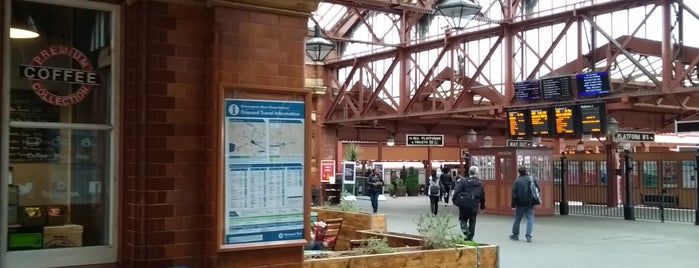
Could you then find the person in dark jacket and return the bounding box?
[510,166,540,243]
[367,168,384,213]
[439,167,454,206]
[427,169,445,215]
[452,166,485,241]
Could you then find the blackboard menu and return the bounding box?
[507,110,529,138]
[579,103,606,135]
[514,80,541,101]
[553,105,576,136]
[9,89,61,162]
[529,108,552,136]
[541,76,573,100]
[576,72,611,97]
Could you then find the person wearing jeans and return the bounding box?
[439,168,454,206]
[367,168,384,213]
[510,166,539,243]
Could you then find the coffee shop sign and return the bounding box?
[20,45,101,106]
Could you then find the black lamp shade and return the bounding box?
[305,25,334,61]
[10,2,39,39]
[434,0,483,30]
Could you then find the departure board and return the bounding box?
[553,105,576,136]
[529,108,552,136]
[507,110,529,138]
[541,76,573,100]
[514,80,542,101]
[576,72,611,97]
[579,103,606,135]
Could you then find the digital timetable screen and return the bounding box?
[507,110,529,138]
[529,108,552,136]
[514,80,542,101]
[579,103,606,135]
[553,106,576,136]
[541,76,573,100]
[576,72,611,97]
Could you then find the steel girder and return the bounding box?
[321,0,699,135]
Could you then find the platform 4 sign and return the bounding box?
[613,131,655,142]
[406,134,444,146]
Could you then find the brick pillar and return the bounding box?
[123,1,210,267]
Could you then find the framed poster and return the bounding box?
[221,94,307,250]
[343,161,356,184]
[320,160,335,183]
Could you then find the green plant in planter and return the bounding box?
[359,238,395,255]
[405,167,420,196]
[338,191,360,212]
[415,212,475,249]
[344,143,359,161]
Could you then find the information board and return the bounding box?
[406,134,444,146]
[529,108,552,136]
[576,72,611,97]
[579,103,606,135]
[223,98,305,246]
[514,80,542,101]
[507,110,529,138]
[541,76,573,100]
[553,105,576,136]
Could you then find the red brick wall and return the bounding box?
[122,1,210,267]
[212,6,308,268]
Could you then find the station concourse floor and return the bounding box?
[351,195,699,268]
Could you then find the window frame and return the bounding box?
[0,0,120,266]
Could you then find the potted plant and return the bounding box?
[405,167,420,196]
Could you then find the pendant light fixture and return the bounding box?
[10,2,40,39]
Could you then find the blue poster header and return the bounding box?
[225,99,304,119]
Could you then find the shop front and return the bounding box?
[1,0,319,267]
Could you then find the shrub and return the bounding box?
[415,212,475,249]
[359,238,395,255]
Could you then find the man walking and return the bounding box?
[510,166,540,243]
[452,166,485,241]
[439,167,454,206]
[427,169,445,215]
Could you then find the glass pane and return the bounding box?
[480,156,495,180]
[661,161,678,188]
[600,160,607,185]
[553,160,561,184]
[9,128,111,250]
[10,1,112,124]
[582,161,595,185]
[682,160,696,188]
[642,161,657,187]
[568,161,579,185]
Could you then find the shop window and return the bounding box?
[642,161,657,187]
[681,160,696,188]
[3,0,118,266]
[661,161,677,188]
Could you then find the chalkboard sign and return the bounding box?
[9,89,61,162]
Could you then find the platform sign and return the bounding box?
[406,134,444,146]
[613,131,655,142]
[675,120,699,133]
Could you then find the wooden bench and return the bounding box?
[641,194,679,208]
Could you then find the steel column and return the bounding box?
[623,149,635,220]
[661,0,674,90]
[560,153,569,215]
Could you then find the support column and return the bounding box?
[623,149,635,220]
[605,143,618,207]
[661,0,673,90]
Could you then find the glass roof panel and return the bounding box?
[309,2,348,29]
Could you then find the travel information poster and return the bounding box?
[223,99,305,245]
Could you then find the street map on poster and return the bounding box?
[223,99,305,245]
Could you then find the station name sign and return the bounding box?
[613,131,655,142]
[507,140,534,147]
[406,134,444,146]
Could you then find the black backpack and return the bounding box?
[453,176,481,212]
[428,179,441,196]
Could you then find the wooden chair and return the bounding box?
[321,218,343,250]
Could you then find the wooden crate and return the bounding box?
[304,244,499,268]
[311,208,386,251]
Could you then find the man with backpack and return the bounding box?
[510,166,540,243]
[439,167,454,206]
[427,169,445,215]
[452,166,485,241]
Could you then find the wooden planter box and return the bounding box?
[311,208,386,251]
[355,230,423,248]
[304,244,499,268]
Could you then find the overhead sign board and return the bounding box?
[406,134,444,146]
[675,120,699,133]
[507,140,534,147]
[613,131,655,142]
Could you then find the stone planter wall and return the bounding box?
[311,208,386,251]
